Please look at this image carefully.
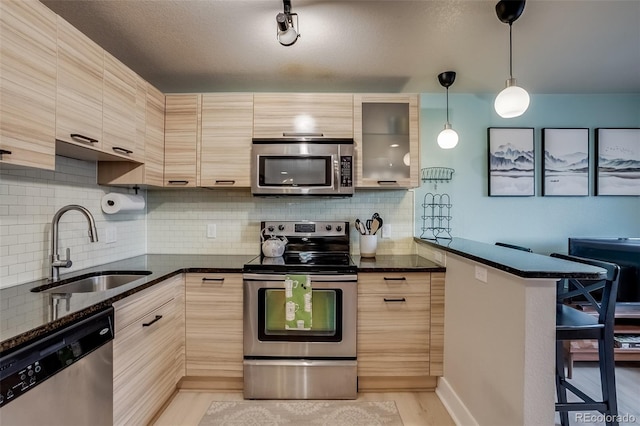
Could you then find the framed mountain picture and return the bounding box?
[595,128,640,196]
[488,127,535,196]
[542,128,589,196]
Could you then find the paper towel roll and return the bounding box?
[101,193,145,214]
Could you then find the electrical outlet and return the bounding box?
[381,224,391,239]
[105,226,117,244]
[475,266,488,283]
[207,224,217,238]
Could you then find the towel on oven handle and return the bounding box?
[284,275,312,330]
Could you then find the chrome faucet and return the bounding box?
[51,205,98,280]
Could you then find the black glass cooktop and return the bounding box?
[243,252,356,274]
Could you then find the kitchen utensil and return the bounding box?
[370,216,383,235]
[355,219,367,235]
[261,228,288,257]
[365,219,372,233]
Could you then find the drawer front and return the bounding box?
[185,273,243,377]
[357,293,430,376]
[358,272,430,295]
[113,276,181,332]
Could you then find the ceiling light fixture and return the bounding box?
[437,71,459,149]
[494,0,529,118]
[276,0,299,46]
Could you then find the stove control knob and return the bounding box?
[325,225,332,231]
[267,226,275,232]
[336,225,342,232]
[278,224,285,231]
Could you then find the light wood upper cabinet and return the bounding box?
[102,51,139,161]
[0,0,57,170]
[164,94,199,187]
[200,93,253,187]
[113,275,185,426]
[357,271,444,390]
[185,273,243,382]
[97,80,165,186]
[354,94,420,188]
[55,15,103,150]
[253,93,353,139]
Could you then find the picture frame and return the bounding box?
[595,128,640,196]
[488,127,535,196]
[542,128,589,196]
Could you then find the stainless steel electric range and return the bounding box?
[243,221,357,399]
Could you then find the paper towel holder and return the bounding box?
[132,185,140,195]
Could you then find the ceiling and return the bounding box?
[41,0,640,95]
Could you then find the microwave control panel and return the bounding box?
[340,156,352,188]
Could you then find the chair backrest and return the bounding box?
[495,242,533,252]
[551,253,621,329]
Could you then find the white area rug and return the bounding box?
[198,400,404,426]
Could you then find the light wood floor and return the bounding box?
[154,390,455,426]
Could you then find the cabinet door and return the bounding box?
[0,0,57,170]
[55,16,103,149]
[185,273,243,380]
[113,275,184,426]
[102,51,139,161]
[354,94,420,188]
[357,273,430,378]
[164,94,199,187]
[200,93,253,187]
[144,83,166,185]
[253,93,353,138]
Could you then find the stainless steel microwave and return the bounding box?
[251,138,354,196]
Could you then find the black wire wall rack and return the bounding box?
[420,192,452,240]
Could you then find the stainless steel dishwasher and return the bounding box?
[0,307,114,426]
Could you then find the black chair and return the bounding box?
[495,241,533,252]
[551,253,621,426]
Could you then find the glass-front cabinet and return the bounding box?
[354,94,420,188]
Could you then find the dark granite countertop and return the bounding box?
[414,237,607,279]
[352,255,445,273]
[0,254,257,353]
[1,252,442,353]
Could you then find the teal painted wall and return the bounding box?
[416,93,640,254]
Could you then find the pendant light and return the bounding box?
[494,0,529,118]
[437,71,459,149]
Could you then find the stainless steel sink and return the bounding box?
[33,271,152,293]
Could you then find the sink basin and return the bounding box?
[33,271,152,293]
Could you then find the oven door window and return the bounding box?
[258,288,342,342]
[258,156,332,187]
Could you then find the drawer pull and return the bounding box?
[377,180,398,185]
[0,149,12,159]
[167,180,189,185]
[283,132,324,137]
[142,315,163,327]
[383,277,407,281]
[202,277,225,283]
[70,133,99,144]
[112,146,133,155]
[383,297,406,303]
[214,180,236,185]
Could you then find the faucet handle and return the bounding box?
[64,247,72,268]
[52,247,72,268]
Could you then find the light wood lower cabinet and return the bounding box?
[184,273,243,389]
[0,0,57,170]
[113,274,185,426]
[357,272,444,391]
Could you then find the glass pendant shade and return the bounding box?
[494,78,530,118]
[437,123,459,149]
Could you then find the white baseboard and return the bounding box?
[435,377,479,426]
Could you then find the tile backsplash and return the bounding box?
[0,156,146,289]
[147,188,416,256]
[1,156,416,289]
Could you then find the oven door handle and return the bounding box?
[243,273,357,282]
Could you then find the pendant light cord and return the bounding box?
[445,87,450,124]
[509,23,513,79]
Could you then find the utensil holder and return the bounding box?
[360,234,377,258]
